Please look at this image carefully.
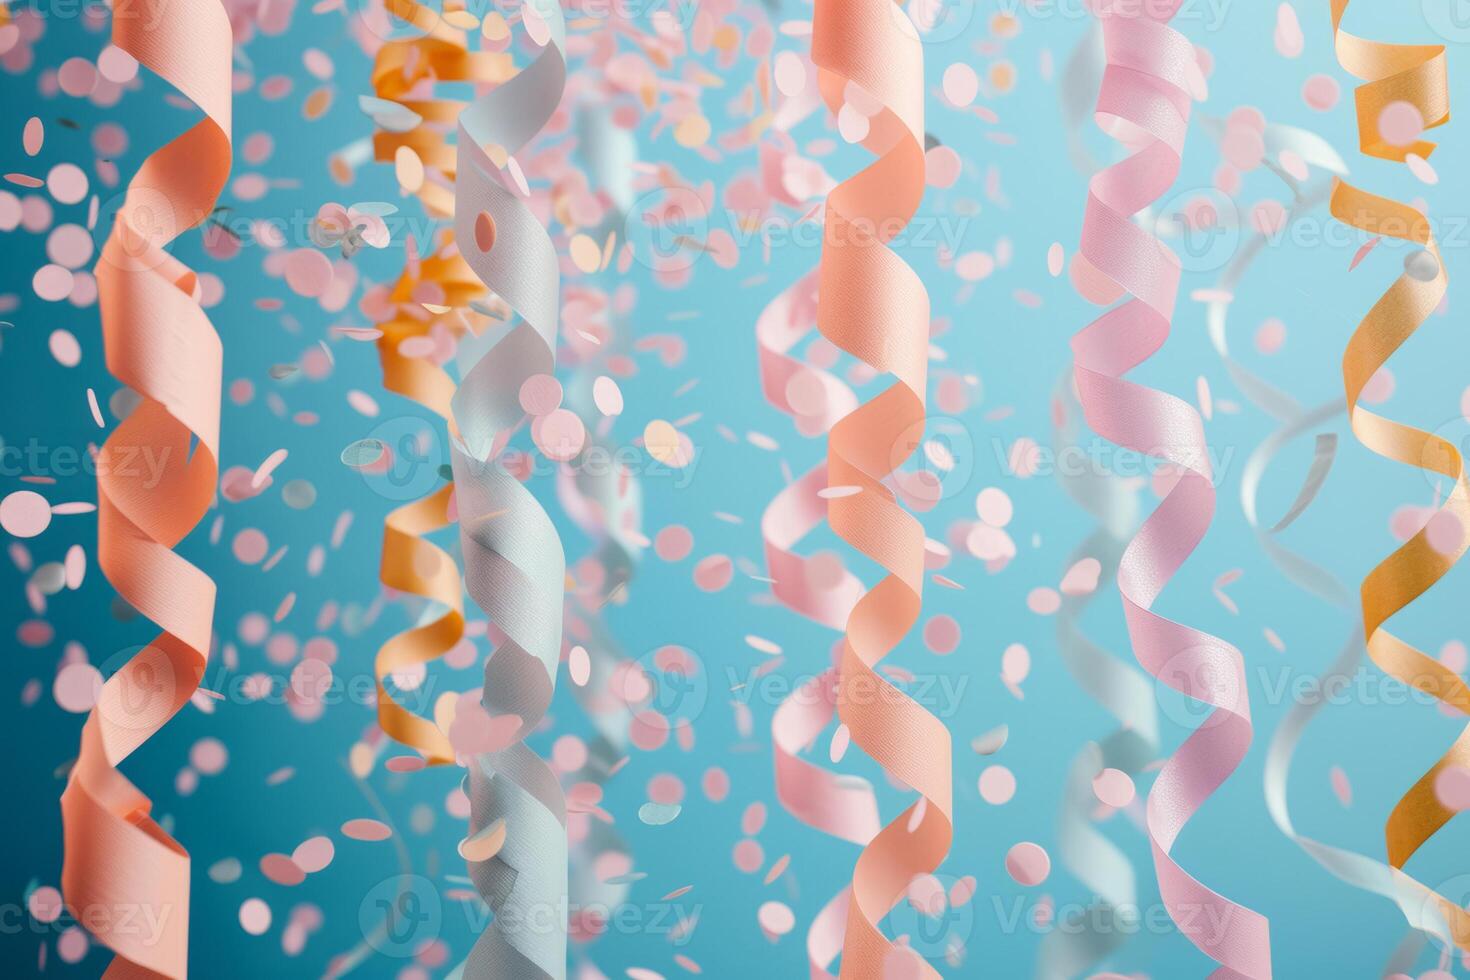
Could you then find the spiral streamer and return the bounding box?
[366,0,507,765]
[1327,0,1470,949]
[809,0,952,974]
[558,101,641,947]
[756,261,878,976]
[1070,3,1271,976]
[449,0,569,974]
[1036,373,1156,980]
[58,0,232,975]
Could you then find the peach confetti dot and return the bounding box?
[923,614,960,655]
[692,553,733,591]
[292,836,335,873]
[475,211,496,252]
[341,818,392,842]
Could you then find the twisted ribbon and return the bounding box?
[58,0,231,976]
[756,258,878,977]
[1036,373,1156,980]
[1070,3,1271,976]
[1327,0,1470,949]
[450,0,569,974]
[809,1,952,974]
[366,0,506,765]
[559,102,641,948]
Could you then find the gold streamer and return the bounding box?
[366,0,506,763]
[1330,0,1470,948]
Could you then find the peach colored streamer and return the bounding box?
[58,0,232,976]
[811,1,952,975]
[1070,3,1270,977]
[1328,0,1470,950]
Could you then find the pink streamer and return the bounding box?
[1071,4,1272,978]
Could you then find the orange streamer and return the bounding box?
[58,0,232,976]
[1329,0,1470,948]
[811,0,952,974]
[366,0,506,763]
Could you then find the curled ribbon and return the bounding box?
[810,1,952,974]
[450,0,569,974]
[1037,373,1157,980]
[367,0,504,765]
[756,253,877,976]
[59,0,232,976]
[558,102,640,949]
[1070,3,1271,976]
[1328,0,1470,949]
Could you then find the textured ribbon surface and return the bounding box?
[58,0,232,976]
[366,0,505,765]
[1328,0,1470,949]
[1036,373,1156,980]
[1070,3,1271,977]
[450,0,569,974]
[809,1,953,975]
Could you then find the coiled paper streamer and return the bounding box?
[558,102,640,950]
[1036,373,1156,980]
[757,270,879,975]
[366,0,506,764]
[58,0,231,975]
[1327,0,1470,949]
[1196,114,1461,962]
[1070,3,1271,976]
[450,0,569,974]
[810,0,952,973]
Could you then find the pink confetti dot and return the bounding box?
[28,885,63,923]
[474,211,496,252]
[53,662,101,713]
[1254,317,1286,354]
[923,614,960,655]
[533,408,585,461]
[942,63,978,107]
[1,490,51,538]
[975,486,1012,527]
[292,836,335,873]
[46,162,88,204]
[593,375,624,416]
[758,900,795,937]
[979,765,1016,805]
[1377,101,1424,148]
[955,251,995,282]
[519,373,563,416]
[1360,366,1394,404]
[284,248,334,298]
[1026,587,1061,615]
[1005,841,1051,886]
[240,898,272,936]
[57,925,89,963]
[553,734,588,771]
[190,736,228,775]
[49,328,81,367]
[1425,510,1463,556]
[260,853,306,886]
[655,525,694,561]
[733,838,764,873]
[34,263,74,301]
[47,223,93,268]
[648,772,685,805]
[1091,768,1135,808]
[233,528,269,564]
[1221,127,1265,172]
[629,710,671,751]
[341,818,392,842]
[925,145,961,189]
[692,554,733,591]
[1302,73,1339,111]
[1435,767,1470,812]
[702,766,730,802]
